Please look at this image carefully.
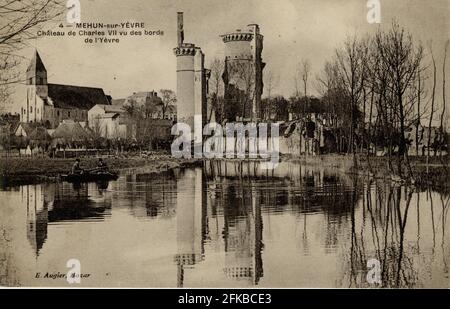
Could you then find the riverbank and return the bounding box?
[283,154,449,190]
[0,154,201,187]
[1,153,448,189]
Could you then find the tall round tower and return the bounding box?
[221,24,264,121]
[173,12,208,132]
[173,43,196,127]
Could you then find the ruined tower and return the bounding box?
[221,24,264,121]
[173,12,209,131]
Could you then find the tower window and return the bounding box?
[30,107,33,113]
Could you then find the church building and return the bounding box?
[20,50,111,128]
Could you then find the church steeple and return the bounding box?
[26,50,47,85]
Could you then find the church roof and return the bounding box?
[47,84,110,110]
[27,50,46,74]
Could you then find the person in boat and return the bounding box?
[72,158,84,175]
[95,158,108,173]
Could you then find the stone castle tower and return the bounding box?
[25,50,48,122]
[173,12,210,131]
[221,24,265,121]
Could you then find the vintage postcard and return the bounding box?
[0,0,449,290]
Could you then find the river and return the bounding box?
[0,161,448,287]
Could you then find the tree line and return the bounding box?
[208,21,448,177]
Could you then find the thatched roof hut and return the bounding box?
[52,120,92,147]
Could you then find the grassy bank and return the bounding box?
[283,153,449,189]
[1,153,448,189]
[0,154,200,187]
[355,155,449,189]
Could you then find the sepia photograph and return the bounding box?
[0,0,449,294]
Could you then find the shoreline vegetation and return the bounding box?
[283,154,449,190]
[0,153,201,187]
[0,152,448,189]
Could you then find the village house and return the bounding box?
[153,104,177,120]
[88,104,134,140]
[116,91,177,120]
[14,122,36,138]
[20,50,111,129]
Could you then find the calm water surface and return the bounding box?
[0,161,449,287]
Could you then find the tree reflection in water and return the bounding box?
[345,179,449,288]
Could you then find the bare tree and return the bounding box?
[0,0,64,108]
[263,69,279,120]
[427,44,437,168]
[209,58,224,96]
[208,58,224,122]
[159,89,177,119]
[375,22,423,175]
[439,40,449,157]
[299,59,311,98]
[335,35,369,155]
[293,72,301,98]
[413,64,427,156]
[123,98,140,119]
[227,60,255,119]
[0,0,64,78]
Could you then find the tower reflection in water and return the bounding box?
[222,186,263,285]
[173,166,264,287]
[25,184,49,257]
[173,168,206,287]
[25,182,112,258]
[16,160,448,288]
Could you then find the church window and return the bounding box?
[30,107,33,113]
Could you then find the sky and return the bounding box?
[4,0,450,124]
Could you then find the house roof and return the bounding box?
[94,104,124,113]
[46,84,110,110]
[28,127,51,141]
[101,113,120,119]
[52,121,91,141]
[112,98,126,106]
[130,91,157,98]
[15,122,37,136]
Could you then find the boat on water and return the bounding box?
[60,171,119,183]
